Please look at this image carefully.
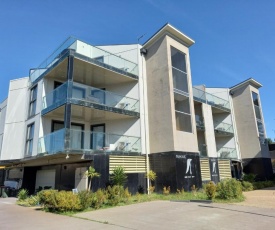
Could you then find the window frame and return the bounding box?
[25,123,35,156]
[28,85,38,118]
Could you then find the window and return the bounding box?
[171,46,192,132]
[25,123,35,156]
[29,85,37,117]
[252,92,265,142]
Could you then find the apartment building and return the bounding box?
[0,24,272,194]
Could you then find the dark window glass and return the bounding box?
[29,85,37,117]
[252,92,259,106]
[171,47,187,73]
[25,123,35,156]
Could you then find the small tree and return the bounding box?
[146,170,157,194]
[86,166,100,191]
[110,166,127,186]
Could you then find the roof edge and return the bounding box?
[230,78,262,90]
[143,23,195,48]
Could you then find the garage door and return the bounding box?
[35,169,56,190]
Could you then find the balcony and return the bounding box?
[192,87,230,112]
[37,128,141,155]
[42,82,139,117]
[30,38,138,84]
[218,147,237,159]
[214,122,234,136]
[195,115,205,130]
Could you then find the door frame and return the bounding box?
[90,124,106,149]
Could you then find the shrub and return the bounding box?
[253,181,275,190]
[110,166,127,186]
[91,189,108,209]
[78,191,94,210]
[38,190,81,212]
[106,185,131,206]
[17,189,29,201]
[163,186,170,195]
[242,173,256,183]
[216,178,242,200]
[241,181,253,191]
[148,186,155,194]
[54,191,82,212]
[205,181,216,200]
[106,185,125,206]
[38,189,58,210]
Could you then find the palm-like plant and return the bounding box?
[146,170,157,194]
[110,166,127,186]
[86,166,101,191]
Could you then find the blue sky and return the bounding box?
[1,0,275,139]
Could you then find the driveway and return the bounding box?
[1,188,275,230]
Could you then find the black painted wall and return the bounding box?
[93,154,109,191]
[242,157,273,180]
[0,170,5,185]
[209,158,220,183]
[22,166,40,194]
[150,152,202,192]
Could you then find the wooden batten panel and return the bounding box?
[200,159,211,181]
[109,155,146,173]
[218,160,232,179]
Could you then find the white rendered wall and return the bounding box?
[202,104,217,157]
[1,78,29,160]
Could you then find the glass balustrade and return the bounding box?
[195,115,204,130]
[214,122,234,134]
[37,128,141,155]
[42,82,139,113]
[199,144,207,157]
[30,38,138,83]
[218,147,237,159]
[193,87,230,111]
[42,82,68,110]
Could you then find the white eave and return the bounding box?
[230,78,262,91]
[143,23,195,48]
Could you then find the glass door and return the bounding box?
[91,124,105,150]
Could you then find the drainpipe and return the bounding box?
[137,35,150,194]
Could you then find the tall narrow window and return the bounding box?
[252,92,265,143]
[25,123,35,156]
[29,85,37,117]
[171,46,192,132]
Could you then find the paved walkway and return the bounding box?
[235,186,275,209]
[1,188,275,230]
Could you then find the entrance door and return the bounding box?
[91,124,105,150]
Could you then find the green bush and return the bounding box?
[78,191,94,210]
[38,189,58,210]
[54,191,82,212]
[241,181,253,191]
[17,189,29,201]
[253,181,275,190]
[105,185,131,206]
[25,195,40,206]
[205,181,216,200]
[242,173,256,183]
[216,178,242,200]
[38,190,81,212]
[91,189,108,209]
[110,166,127,186]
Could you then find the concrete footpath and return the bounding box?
[1,188,275,230]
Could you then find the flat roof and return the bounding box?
[230,78,262,90]
[143,23,195,48]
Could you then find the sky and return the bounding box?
[0,0,275,139]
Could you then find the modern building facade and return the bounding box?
[0,24,272,194]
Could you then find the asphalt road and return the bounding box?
[1,196,274,230]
